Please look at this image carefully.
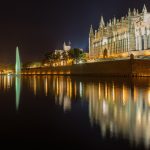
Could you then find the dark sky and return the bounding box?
[0,0,149,64]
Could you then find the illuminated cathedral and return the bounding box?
[89,4,150,58]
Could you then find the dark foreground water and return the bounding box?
[0,75,150,149]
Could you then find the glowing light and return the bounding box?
[69,79,72,98]
[7,75,11,88]
[63,95,71,112]
[33,76,37,96]
[98,83,101,100]
[122,84,127,105]
[56,77,59,96]
[112,82,115,101]
[105,82,107,99]
[15,76,21,110]
[74,81,77,98]
[44,77,48,96]
[102,101,108,115]
[4,76,6,91]
[80,82,83,97]
[15,46,21,75]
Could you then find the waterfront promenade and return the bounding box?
[21,59,150,77]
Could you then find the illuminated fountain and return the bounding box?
[15,76,21,110]
[15,46,21,110]
[15,46,21,75]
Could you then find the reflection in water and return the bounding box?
[15,76,21,110]
[88,82,150,147]
[0,75,13,90]
[0,75,21,111]
[44,76,48,96]
[1,75,150,148]
[27,76,150,149]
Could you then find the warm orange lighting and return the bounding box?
[44,77,48,96]
[33,76,37,96]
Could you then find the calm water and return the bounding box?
[0,75,150,149]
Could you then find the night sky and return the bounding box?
[0,0,149,63]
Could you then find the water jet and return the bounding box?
[15,46,21,75]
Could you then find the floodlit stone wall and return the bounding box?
[21,59,150,77]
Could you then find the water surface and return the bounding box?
[0,75,150,149]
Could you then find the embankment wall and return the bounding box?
[21,60,135,76]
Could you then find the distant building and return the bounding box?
[54,49,64,59]
[63,41,71,51]
[79,48,83,52]
[54,42,71,59]
[89,4,150,58]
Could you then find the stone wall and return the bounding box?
[132,60,150,76]
[22,60,133,77]
[21,59,150,77]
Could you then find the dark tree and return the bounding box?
[45,51,55,61]
[44,51,55,66]
[68,48,83,63]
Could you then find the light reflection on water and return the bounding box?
[0,75,21,110]
[15,76,21,110]
[0,75,13,90]
[1,75,150,148]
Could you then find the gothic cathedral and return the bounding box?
[89,5,150,58]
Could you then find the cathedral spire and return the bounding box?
[89,25,94,36]
[63,42,66,46]
[142,4,147,13]
[68,41,71,46]
[63,42,66,49]
[128,8,131,16]
[137,9,139,15]
[133,8,136,16]
[100,16,105,28]
[113,17,116,25]
[109,19,112,27]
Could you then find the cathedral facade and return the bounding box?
[89,5,150,58]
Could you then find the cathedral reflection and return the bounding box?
[0,75,150,148]
[24,76,150,148]
[40,76,150,147]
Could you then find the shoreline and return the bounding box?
[20,59,150,77]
